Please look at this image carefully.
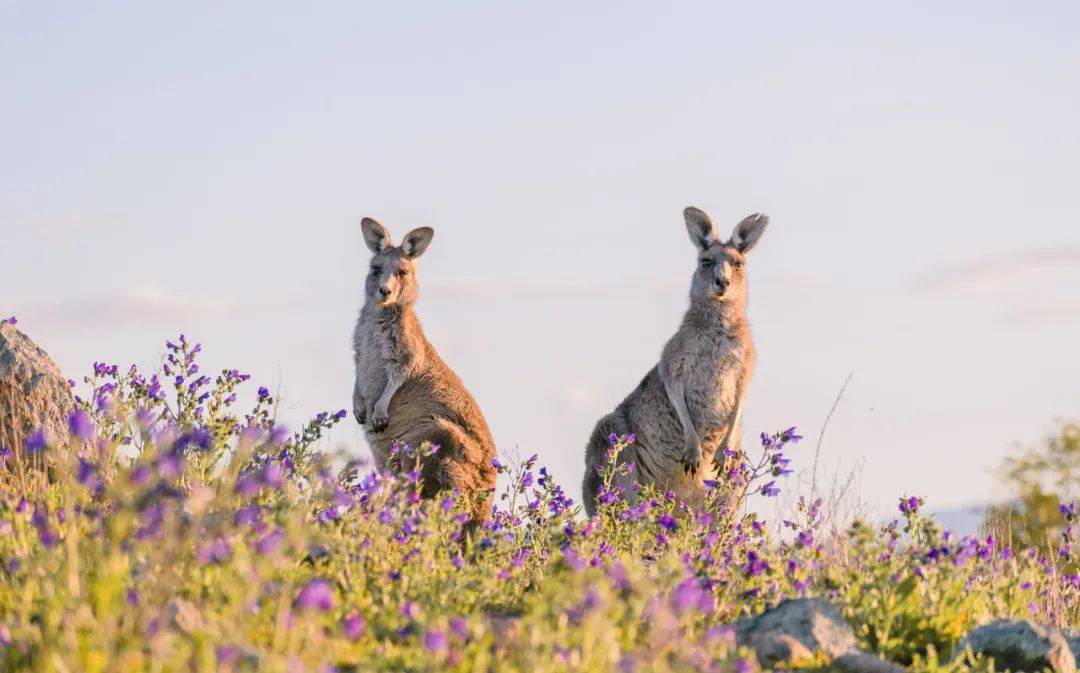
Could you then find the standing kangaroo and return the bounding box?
[582,207,769,516]
[352,218,497,521]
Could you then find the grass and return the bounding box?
[0,335,1076,672]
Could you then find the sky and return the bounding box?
[3,1,1079,517]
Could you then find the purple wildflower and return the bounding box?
[25,429,48,453]
[899,496,921,515]
[76,459,103,493]
[342,613,365,640]
[449,617,468,640]
[217,645,239,666]
[423,629,448,653]
[261,463,285,488]
[294,579,334,612]
[234,506,261,527]
[733,657,756,673]
[255,528,286,555]
[670,577,714,615]
[196,539,232,565]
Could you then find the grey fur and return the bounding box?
[353,217,497,521]
[582,207,769,515]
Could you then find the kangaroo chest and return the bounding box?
[683,334,745,427]
[356,316,409,400]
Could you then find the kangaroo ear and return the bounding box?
[401,227,434,259]
[361,217,392,253]
[729,213,769,254]
[684,207,718,251]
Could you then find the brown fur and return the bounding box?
[582,208,768,515]
[352,218,496,521]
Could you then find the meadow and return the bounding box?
[1,334,1076,672]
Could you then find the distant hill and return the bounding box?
[930,504,988,536]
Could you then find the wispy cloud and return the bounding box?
[423,272,835,302]
[911,245,1080,295]
[910,244,1080,324]
[11,285,245,328]
[424,278,680,301]
[998,300,1080,325]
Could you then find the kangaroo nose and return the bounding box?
[714,277,728,291]
[378,287,391,298]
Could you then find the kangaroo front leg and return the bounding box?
[661,370,701,475]
[352,378,367,425]
[719,398,744,459]
[370,370,404,433]
[718,374,748,463]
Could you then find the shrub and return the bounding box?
[0,335,1075,672]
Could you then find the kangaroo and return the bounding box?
[352,217,497,521]
[582,207,769,516]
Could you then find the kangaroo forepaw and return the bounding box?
[353,407,367,425]
[682,457,699,475]
[370,408,389,433]
[681,439,702,476]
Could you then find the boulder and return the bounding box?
[1066,628,1080,659]
[744,632,815,665]
[735,598,908,673]
[0,322,74,456]
[736,597,857,663]
[954,620,1076,673]
[835,650,910,673]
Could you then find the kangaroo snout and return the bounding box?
[714,276,729,294]
[378,286,391,299]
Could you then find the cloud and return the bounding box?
[422,272,834,302]
[423,278,681,301]
[910,244,1080,324]
[911,245,1080,295]
[11,285,243,328]
[998,300,1080,325]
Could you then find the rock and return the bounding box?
[1065,628,1080,659]
[835,650,910,673]
[744,632,815,666]
[735,598,910,672]
[954,620,1076,673]
[0,322,74,456]
[736,597,858,663]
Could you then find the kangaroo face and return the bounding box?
[683,207,768,304]
[366,248,419,307]
[693,245,747,302]
[360,218,434,309]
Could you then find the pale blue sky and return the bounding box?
[3,2,1079,515]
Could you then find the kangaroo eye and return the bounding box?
[396,270,407,278]
[700,259,713,268]
[732,260,744,269]
[370,266,382,275]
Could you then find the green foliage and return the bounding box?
[985,421,1080,555]
[0,340,1076,672]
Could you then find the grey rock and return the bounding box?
[835,650,910,673]
[735,598,910,672]
[744,632,814,665]
[736,598,858,664]
[954,620,1076,673]
[1065,628,1080,659]
[0,322,74,455]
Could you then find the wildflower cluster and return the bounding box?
[0,336,1076,672]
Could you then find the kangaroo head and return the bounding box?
[360,217,434,309]
[683,207,768,305]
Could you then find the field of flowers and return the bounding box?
[1,335,1077,672]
